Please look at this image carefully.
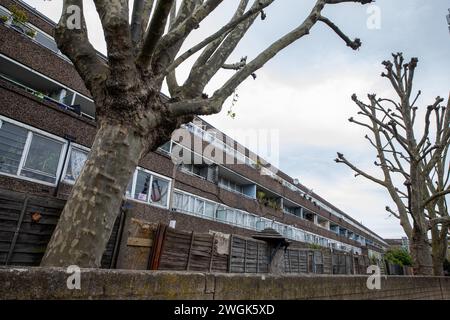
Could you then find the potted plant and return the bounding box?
[0,15,8,24]
[26,29,36,38]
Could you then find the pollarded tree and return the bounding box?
[41,0,374,267]
[335,53,450,275]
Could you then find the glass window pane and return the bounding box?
[134,170,151,202]
[182,194,190,211]
[236,211,244,226]
[226,209,235,224]
[204,202,215,218]
[194,199,204,215]
[256,219,265,231]
[246,215,256,229]
[188,195,195,212]
[20,134,63,183]
[216,206,226,222]
[0,121,28,175]
[64,147,88,183]
[159,141,171,153]
[150,176,169,207]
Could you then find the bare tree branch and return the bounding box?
[130,0,155,53]
[164,0,272,77]
[55,0,109,102]
[137,0,175,67]
[318,16,361,50]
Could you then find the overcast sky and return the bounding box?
[23,0,450,238]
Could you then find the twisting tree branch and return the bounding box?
[318,16,361,50]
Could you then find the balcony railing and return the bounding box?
[0,73,94,121]
[0,6,71,63]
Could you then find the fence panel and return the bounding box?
[284,249,332,274]
[0,188,121,268]
[229,235,269,273]
[156,227,229,272]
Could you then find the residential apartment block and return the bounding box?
[0,0,388,267]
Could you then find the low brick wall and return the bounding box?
[0,267,449,300]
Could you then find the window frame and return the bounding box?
[0,116,67,187]
[127,167,172,209]
[61,143,90,185]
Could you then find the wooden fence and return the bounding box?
[0,188,122,268]
[228,235,269,273]
[284,249,332,274]
[150,225,228,272]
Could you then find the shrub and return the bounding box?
[26,29,36,38]
[384,248,412,267]
[309,243,322,250]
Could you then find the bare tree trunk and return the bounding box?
[431,226,448,276]
[409,226,433,276]
[41,120,146,267]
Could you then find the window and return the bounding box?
[219,177,245,195]
[204,202,216,218]
[245,215,257,230]
[181,164,208,180]
[128,169,171,208]
[216,206,227,222]
[20,134,64,183]
[0,118,66,185]
[159,141,172,154]
[0,120,28,175]
[151,176,169,206]
[134,170,152,202]
[64,146,88,183]
[194,199,205,216]
[235,211,244,226]
[226,209,236,224]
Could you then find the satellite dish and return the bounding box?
[293,178,299,185]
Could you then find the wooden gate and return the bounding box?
[0,188,123,268]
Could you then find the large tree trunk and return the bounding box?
[431,227,448,276]
[409,226,433,275]
[41,120,147,267]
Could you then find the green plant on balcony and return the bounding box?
[267,198,280,211]
[0,15,8,24]
[256,191,267,204]
[25,29,36,38]
[254,159,263,171]
[10,5,28,25]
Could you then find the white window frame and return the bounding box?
[61,143,90,185]
[126,167,172,209]
[0,116,67,187]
